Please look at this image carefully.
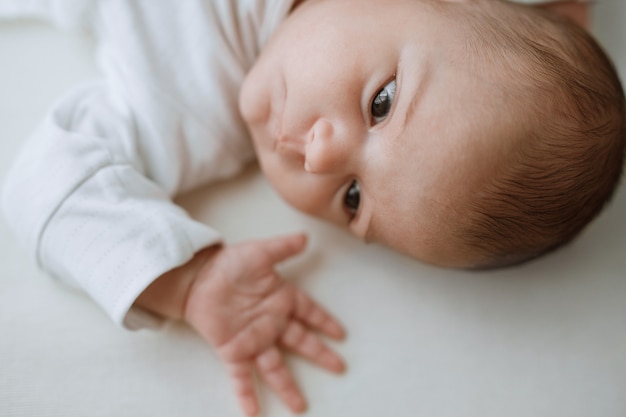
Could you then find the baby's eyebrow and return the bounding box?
[402,94,420,134]
[397,85,423,143]
[362,214,376,244]
[396,67,431,143]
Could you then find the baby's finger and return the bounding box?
[280,320,346,373]
[257,233,307,264]
[255,347,307,413]
[294,291,346,340]
[227,362,259,417]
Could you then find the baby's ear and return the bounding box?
[536,2,590,30]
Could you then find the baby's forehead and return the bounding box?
[363,131,509,266]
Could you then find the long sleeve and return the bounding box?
[2,81,232,328]
[0,0,291,328]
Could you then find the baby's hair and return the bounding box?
[454,1,626,268]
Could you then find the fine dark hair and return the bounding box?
[457,3,626,268]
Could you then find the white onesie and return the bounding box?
[0,0,581,328]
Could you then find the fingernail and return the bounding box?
[331,323,346,339]
[242,398,258,416]
[328,354,346,373]
[292,396,307,413]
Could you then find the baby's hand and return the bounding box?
[183,233,346,416]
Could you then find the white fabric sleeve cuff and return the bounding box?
[37,163,222,328]
[2,83,222,329]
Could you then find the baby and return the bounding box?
[241,0,625,270]
[2,0,624,415]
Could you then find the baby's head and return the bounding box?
[239,0,625,268]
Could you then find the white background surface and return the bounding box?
[1,3,625,417]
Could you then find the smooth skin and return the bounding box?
[136,1,588,416]
[137,233,345,416]
[240,0,590,268]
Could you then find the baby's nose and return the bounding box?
[304,119,350,174]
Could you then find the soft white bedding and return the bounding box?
[1,4,625,416]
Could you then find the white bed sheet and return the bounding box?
[1,4,625,417]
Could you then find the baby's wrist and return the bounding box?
[135,245,221,321]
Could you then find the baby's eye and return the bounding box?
[343,180,360,219]
[371,78,396,124]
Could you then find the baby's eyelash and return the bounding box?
[343,180,360,221]
[370,78,397,124]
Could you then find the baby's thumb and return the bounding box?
[260,232,308,263]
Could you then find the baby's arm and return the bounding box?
[2,2,345,415]
[2,81,345,415]
[136,233,346,416]
[1,82,224,328]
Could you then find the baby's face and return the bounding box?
[240,0,513,267]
